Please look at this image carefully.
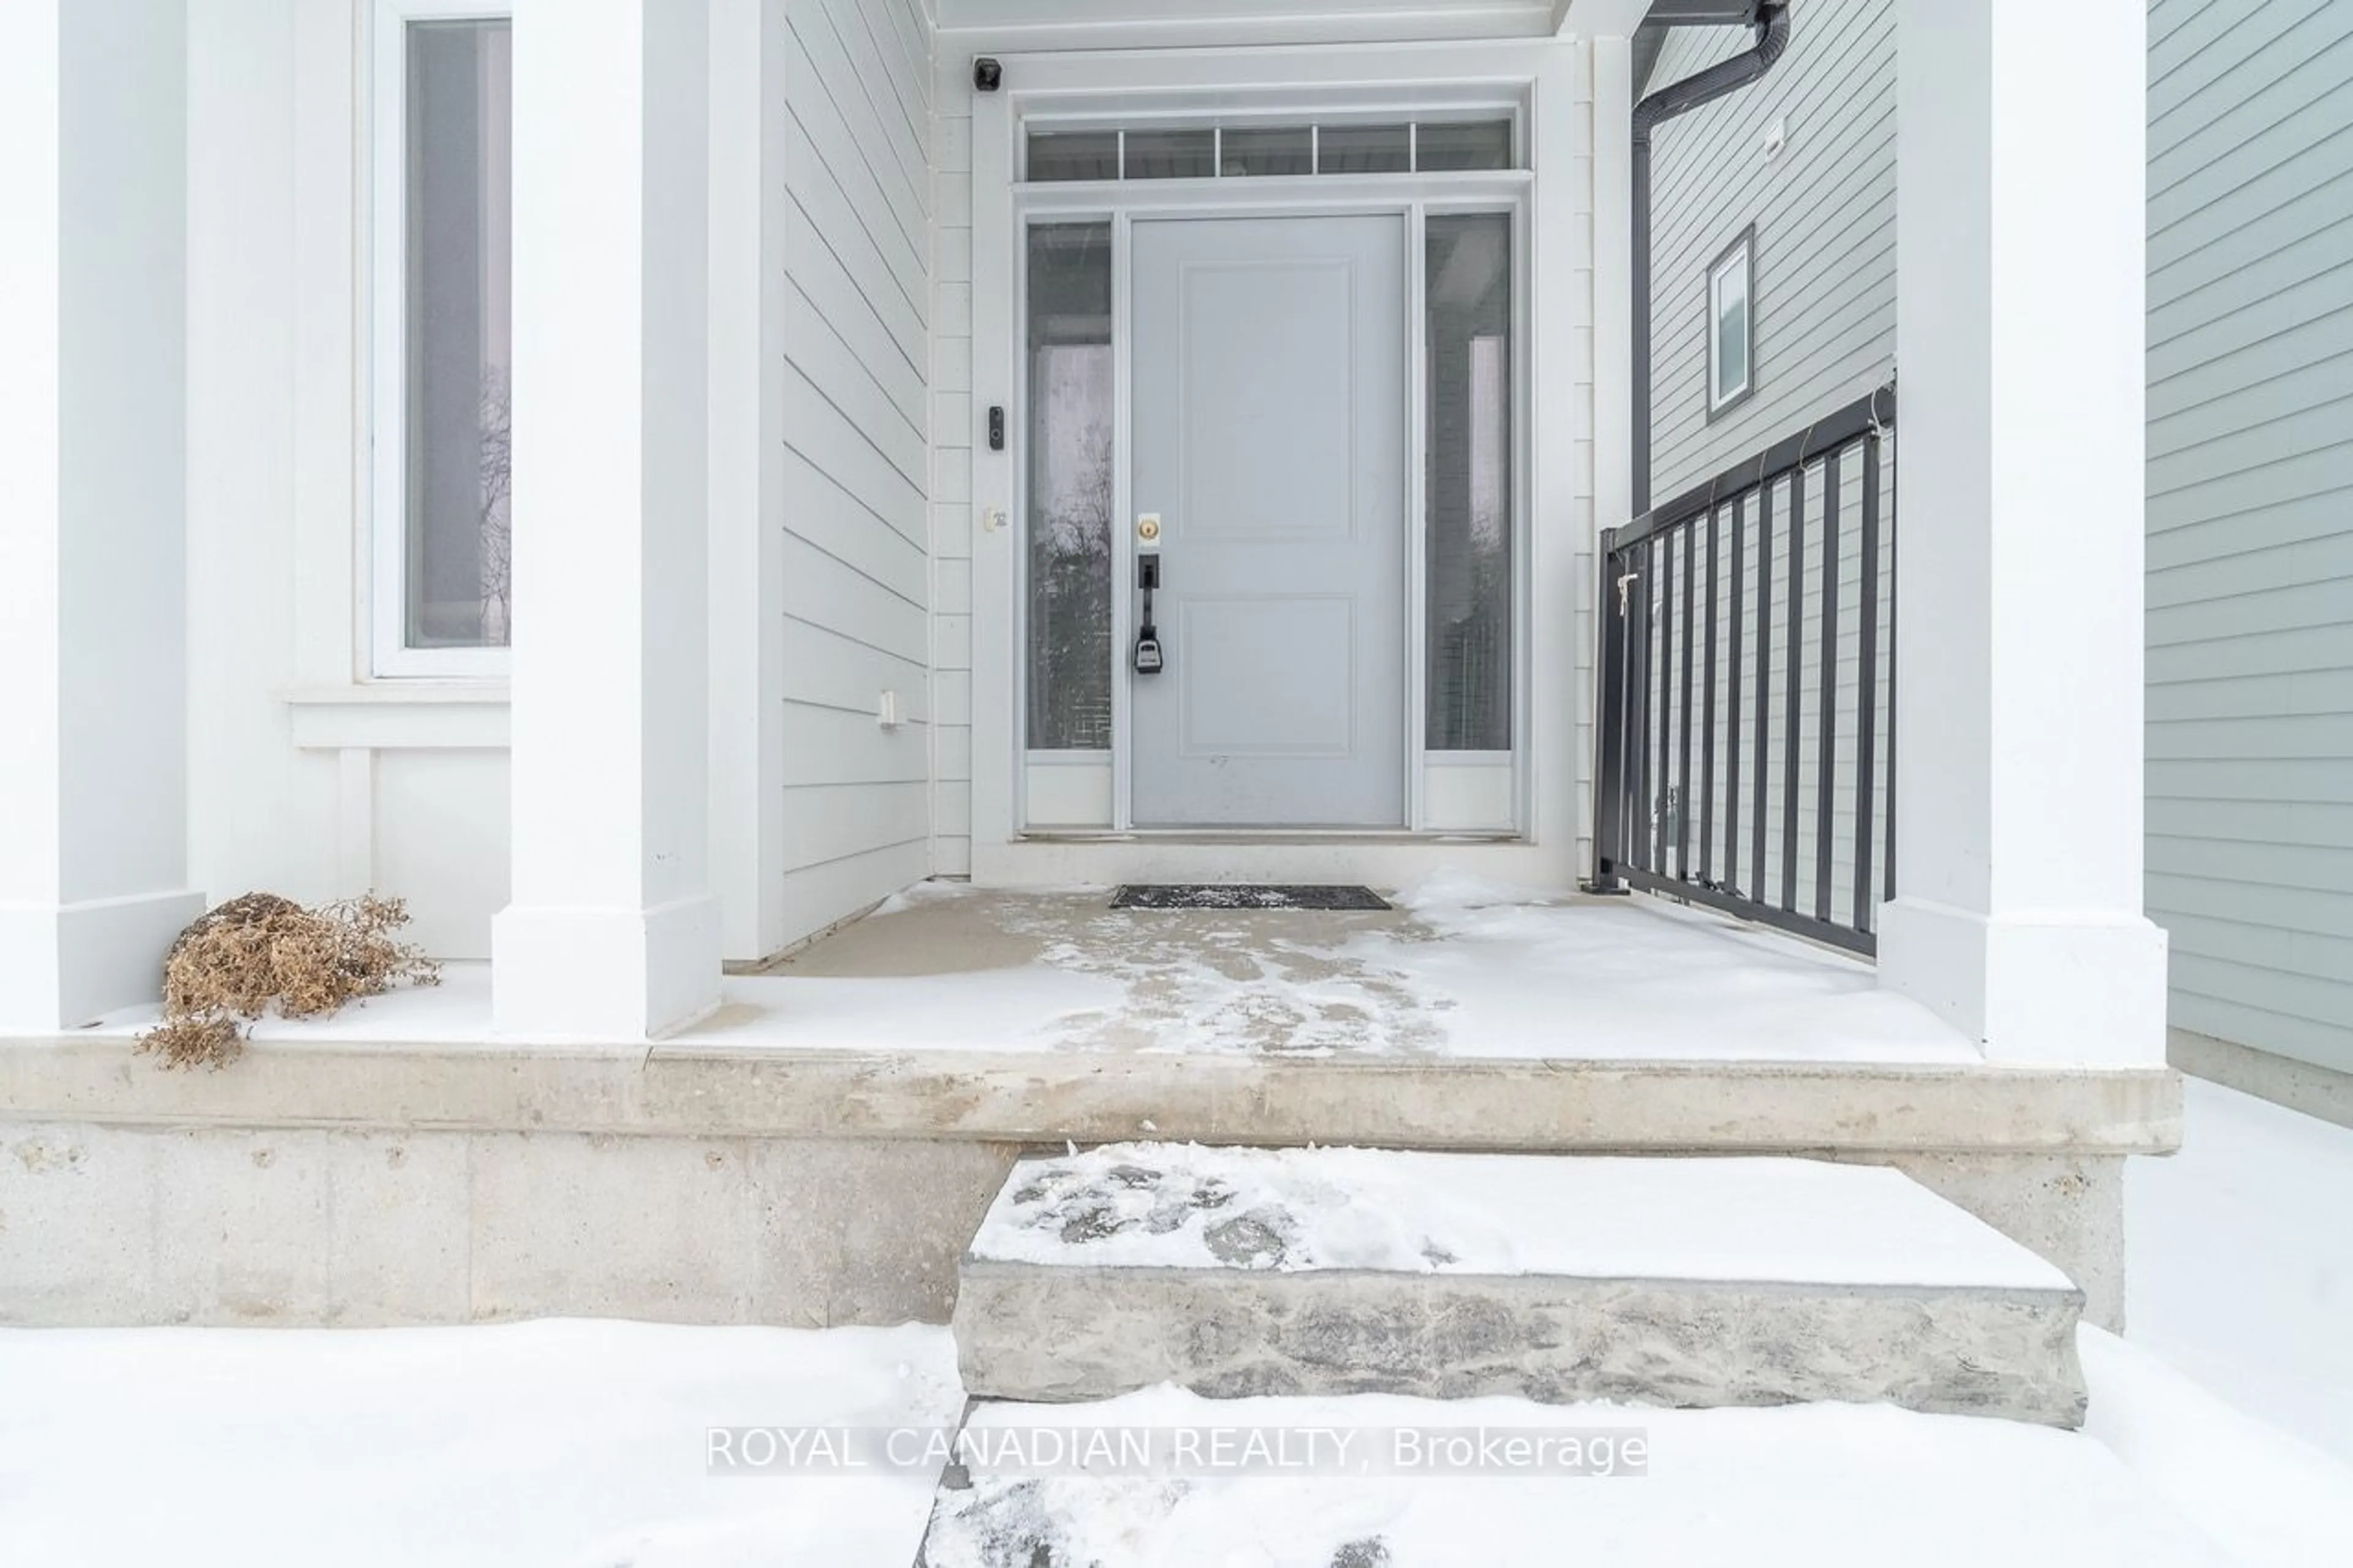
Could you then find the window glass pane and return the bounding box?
[1712,246,1751,404]
[1425,213,1513,751]
[1123,127,1216,179]
[1027,129,1120,183]
[1027,224,1115,750]
[1220,126,1311,176]
[406,18,511,651]
[1317,123,1411,175]
[1415,119,1514,172]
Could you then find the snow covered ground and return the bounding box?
[6,1077,2351,1564]
[0,1320,964,1567]
[2127,1077,2353,1466]
[3,1317,2343,1566]
[923,1363,2250,1567]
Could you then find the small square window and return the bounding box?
[1415,119,1514,172]
[1707,227,1754,418]
[1027,130,1120,183]
[1219,126,1312,177]
[1123,127,1216,180]
[1316,123,1411,175]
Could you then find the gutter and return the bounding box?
[1631,0,1792,515]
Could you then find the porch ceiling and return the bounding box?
[936,0,1569,45]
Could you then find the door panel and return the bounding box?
[1177,596,1357,756]
[1129,213,1408,828]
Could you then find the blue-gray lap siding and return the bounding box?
[1643,0,2353,1075]
[2148,0,2353,1076]
[1644,0,1895,504]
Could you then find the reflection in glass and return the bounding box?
[1316,123,1412,174]
[1027,130,1120,182]
[1416,119,1514,172]
[1221,126,1312,176]
[1711,243,1752,407]
[406,18,512,649]
[1026,224,1115,749]
[1426,213,1513,751]
[1123,127,1216,179]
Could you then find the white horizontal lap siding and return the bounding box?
[1645,0,1895,504]
[2147,0,2353,1075]
[777,0,936,938]
[931,43,975,875]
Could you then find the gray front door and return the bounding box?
[1128,213,1409,828]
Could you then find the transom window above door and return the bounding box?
[1025,116,1517,182]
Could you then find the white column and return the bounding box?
[0,1,205,1032]
[1880,0,2166,1065]
[705,0,787,964]
[493,0,720,1037]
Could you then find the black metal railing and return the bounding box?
[1594,383,1896,955]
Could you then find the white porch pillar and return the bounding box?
[705,0,788,965]
[0,1,205,1032]
[493,0,720,1037]
[1880,0,2165,1065]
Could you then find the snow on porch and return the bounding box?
[91,874,1972,1061]
[734,873,1972,1061]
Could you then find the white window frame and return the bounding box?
[367,0,513,680]
[1705,224,1756,420]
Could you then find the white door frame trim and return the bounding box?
[1118,205,1426,831]
[969,39,1590,890]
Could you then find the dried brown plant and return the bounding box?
[135,892,441,1070]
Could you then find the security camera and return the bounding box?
[974,57,1002,93]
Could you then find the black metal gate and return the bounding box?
[1593,384,1896,955]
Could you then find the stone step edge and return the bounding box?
[953,1266,2090,1427]
[956,1257,2088,1307]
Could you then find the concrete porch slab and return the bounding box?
[65,878,1977,1064]
[952,1145,2089,1425]
[0,882,2179,1331]
[748,877,1981,1062]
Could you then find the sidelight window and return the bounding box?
[371,5,513,676]
[1425,212,1515,752]
[1024,222,1116,751]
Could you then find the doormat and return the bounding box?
[1110,884,1392,911]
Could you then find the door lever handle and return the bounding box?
[1134,554,1164,675]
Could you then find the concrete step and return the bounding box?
[952,1144,2088,1426]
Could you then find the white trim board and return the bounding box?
[964,37,1592,888]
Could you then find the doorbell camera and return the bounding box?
[974,57,1002,93]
